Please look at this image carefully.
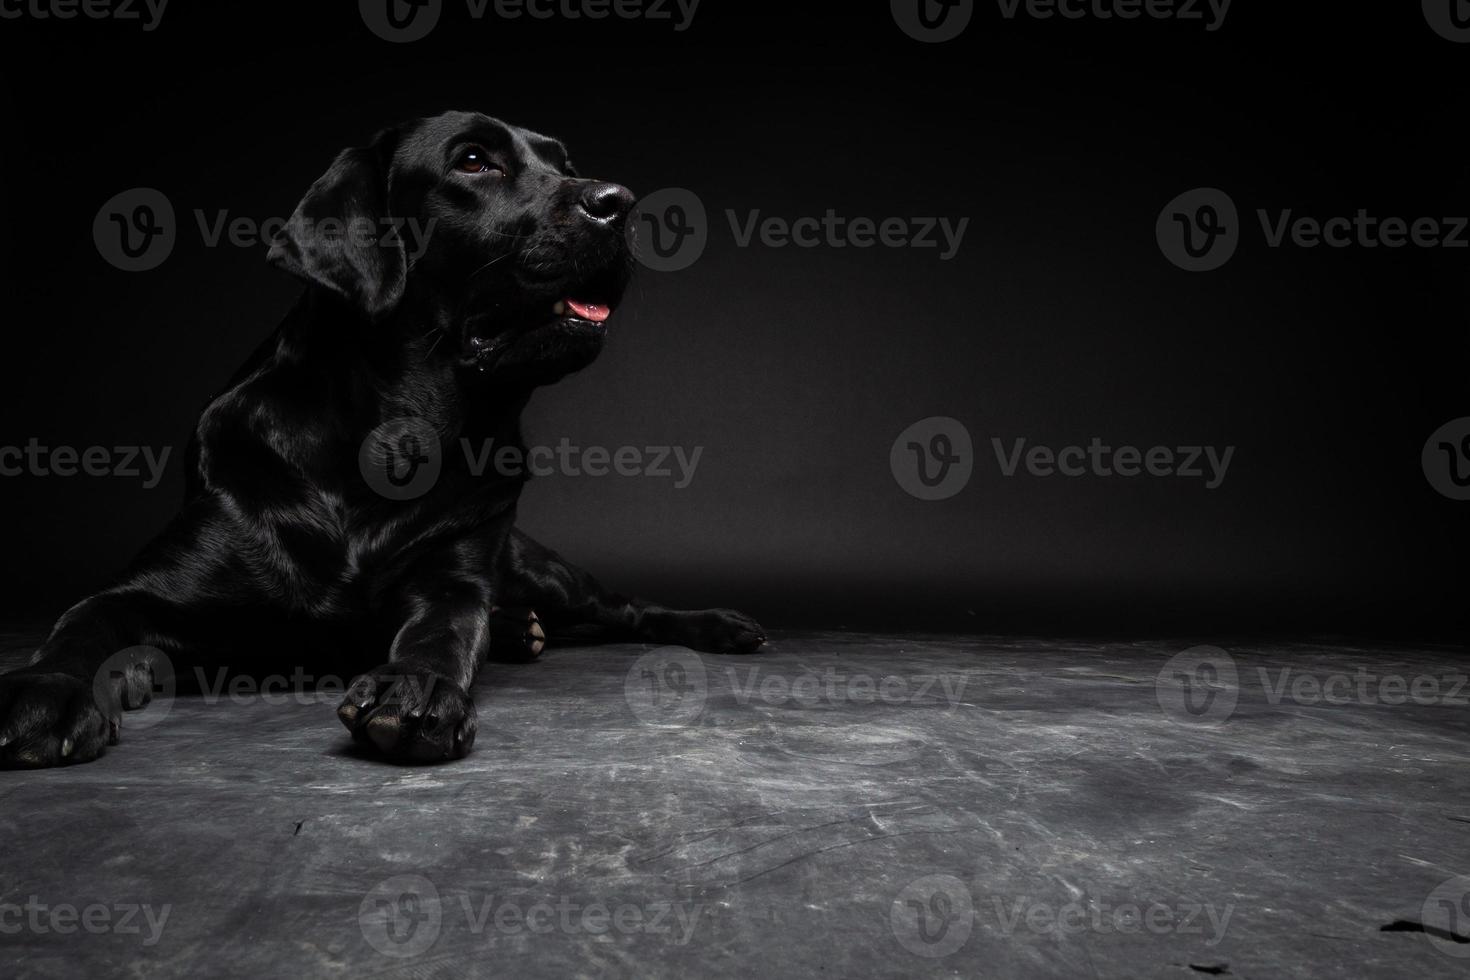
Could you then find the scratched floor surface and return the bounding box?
[1,631,1468,978]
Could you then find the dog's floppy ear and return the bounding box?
[267,131,406,319]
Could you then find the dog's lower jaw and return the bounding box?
[463,319,608,386]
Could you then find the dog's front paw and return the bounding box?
[336,663,476,762]
[0,669,113,768]
[650,608,767,655]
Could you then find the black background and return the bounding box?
[0,1,1465,641]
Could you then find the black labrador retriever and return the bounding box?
[0,109,765,768]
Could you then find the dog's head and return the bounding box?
[267,110,634,385]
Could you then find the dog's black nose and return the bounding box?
[577,182,635,224]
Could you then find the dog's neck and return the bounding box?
[273,287,536,446]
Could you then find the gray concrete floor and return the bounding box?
[1,630,1468,978]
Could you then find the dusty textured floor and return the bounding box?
[1,630,1468,978]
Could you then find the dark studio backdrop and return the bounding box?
[0,2,1465,642]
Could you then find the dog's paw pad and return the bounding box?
[488,607,547,662]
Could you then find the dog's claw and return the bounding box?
[337,664,476,762]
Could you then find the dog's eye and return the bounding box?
[455,147,503,176]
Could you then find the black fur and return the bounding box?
[0,110,764,768]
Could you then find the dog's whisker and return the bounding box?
[466,252,515,284]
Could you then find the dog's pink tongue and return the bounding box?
[566,300,611,323]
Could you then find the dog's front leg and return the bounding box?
[337,575,491,761]
[0,498,261,768]
[0,589,179,768]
